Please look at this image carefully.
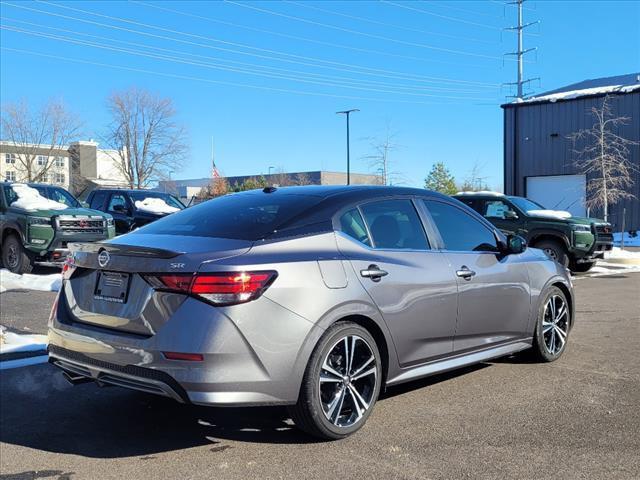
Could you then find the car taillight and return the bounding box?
[143,271,277,306]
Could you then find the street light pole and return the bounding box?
[336,109,359,185]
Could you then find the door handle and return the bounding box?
[456,266,476,280]
[360,264,388,282]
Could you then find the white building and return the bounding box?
[0,140,129,195]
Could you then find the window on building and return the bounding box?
[54,156,65,167]
[54,173,65,184]
[5,171,16,182]
[5,153,16,164]
[37,155,48,166]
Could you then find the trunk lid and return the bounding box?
[63,234,252,336]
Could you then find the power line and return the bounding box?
[0,17,495,94]
[420,0,505,19]
[381,1,504,30]
[5,2,501,87]
[282,0,498,44]
[132,0,488,68]
[0,24,496,100]
[223,0,512,61]
[0,46,499,106]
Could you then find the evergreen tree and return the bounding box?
[424,162,457,195]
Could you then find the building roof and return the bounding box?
[502,73,640,107]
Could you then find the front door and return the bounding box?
[107,193,134,234]
[423,200,531,353]
[336,199,458,367]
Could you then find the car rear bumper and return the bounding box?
[48,286,320,407]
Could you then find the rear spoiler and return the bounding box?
[68,242,184,259]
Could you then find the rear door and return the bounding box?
[337,198,458,367]
[423,199,531,353]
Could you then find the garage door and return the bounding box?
[526,174,586,217]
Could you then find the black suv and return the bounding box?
[453,192,613,272]
[86,189,185,235]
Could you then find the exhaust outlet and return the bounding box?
[62,370,94,386]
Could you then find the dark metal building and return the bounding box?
[502,73,640,231]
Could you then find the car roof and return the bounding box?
[242,184,450,201]
[90,188,174,194]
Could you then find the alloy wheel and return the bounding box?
[6,244,19,268]
[543,247,558,261]
[542,295,569,355]
[319,335,378,428]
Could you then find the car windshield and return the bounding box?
[128,191,185,209]
[44,186,81,208]
[508,196,545,212]
[135,191,323,240]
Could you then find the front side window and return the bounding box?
[424,200,498,252]
[339,208,371,246]
[5,153,16,164]
[360,199,429,250]
[481,200,518,220]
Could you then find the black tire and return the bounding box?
[535,239,569,268]
[570,260,596,273]
[289,321,382,440]
[1,234,34,274]
[530,286,571,362]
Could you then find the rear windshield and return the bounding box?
[135,191,323,240]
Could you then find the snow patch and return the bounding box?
[0,327,48,356]
[605,247,640,260]
[0,269,62,293]
[134,197,180,215]
[526,209,572,220]
[522,83,640,104]
[9,183,68,211]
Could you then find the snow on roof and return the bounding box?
[521,83,640,104]
[9,183,68,211]
[134,197,180,215]
[454,191,504,197]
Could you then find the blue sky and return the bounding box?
[1,1,639,188]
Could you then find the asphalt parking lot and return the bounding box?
[1,273,639,480]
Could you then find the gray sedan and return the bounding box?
[48,186,573,439]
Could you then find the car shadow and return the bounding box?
[0,363,317,459]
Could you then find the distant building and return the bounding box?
[159,170,382,202]
[502,73,640,231]
[0,140,129,196]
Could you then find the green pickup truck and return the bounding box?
[0,182,115,273]
[453,192,613,272]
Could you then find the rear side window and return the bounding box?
[339,208,371,246]
[90,191,107,210]
[360,199,429,250]
[136,192,323,240]
[424,200,498,252]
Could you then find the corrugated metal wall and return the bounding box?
[503,92,640,231]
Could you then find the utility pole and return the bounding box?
[504,0,539,100]
[336,109,359,185]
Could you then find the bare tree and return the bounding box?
[104,87,187,189]
[458,160,490,192]
[569,95,639,221]
[362,122,403,185]
[293,172,312,186]
[1,99,81,182]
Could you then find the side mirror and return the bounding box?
[507,234,527,254]
[113,204,126,213]
[80,201,90,208]
[504,210,519,220]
